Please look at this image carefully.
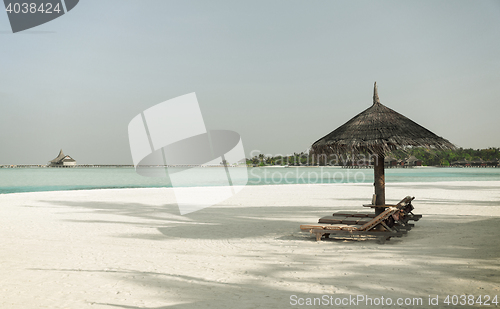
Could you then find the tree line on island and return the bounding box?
[247,147,500,167]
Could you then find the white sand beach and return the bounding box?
[1,182,499,308]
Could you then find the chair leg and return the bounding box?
[315,232,322,241]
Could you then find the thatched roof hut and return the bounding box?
[384,156,398,167]
[451,159,470,166]
[487,158,500,167]
[406,155,422,166]
[311,82,455,211]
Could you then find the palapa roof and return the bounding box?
[311,82,455,155]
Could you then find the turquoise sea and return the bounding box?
[1,167,500,194]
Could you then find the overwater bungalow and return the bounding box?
[471,159,486,167]
[384,156,398,167]
[405,155,422,167]
[487,159,500,167]
[451,160,471,167]
[452,159,498,167]
[49,149,76,167]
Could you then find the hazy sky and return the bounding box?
[1,0,499,164]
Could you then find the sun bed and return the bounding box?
[301,206,408,242]
[362,196,421,222]
[300,196,418,242]
[343,196,422,225]
[300,207,407,242]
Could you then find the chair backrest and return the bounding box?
[358,207,399,231]
[397,196,414,209]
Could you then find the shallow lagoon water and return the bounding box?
[1,166,499,194]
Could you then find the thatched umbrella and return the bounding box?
[312,82,455,213]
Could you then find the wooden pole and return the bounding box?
[374,152,385,215]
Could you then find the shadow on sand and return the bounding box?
[34,197,500,308]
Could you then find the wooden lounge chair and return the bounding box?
[322,196,419,229]
[344,196,421,224]
[378,196,422,225]
[362,195,413,210]
[300,196,414,241]
[300,205,408,243]
[362,196,421,222]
